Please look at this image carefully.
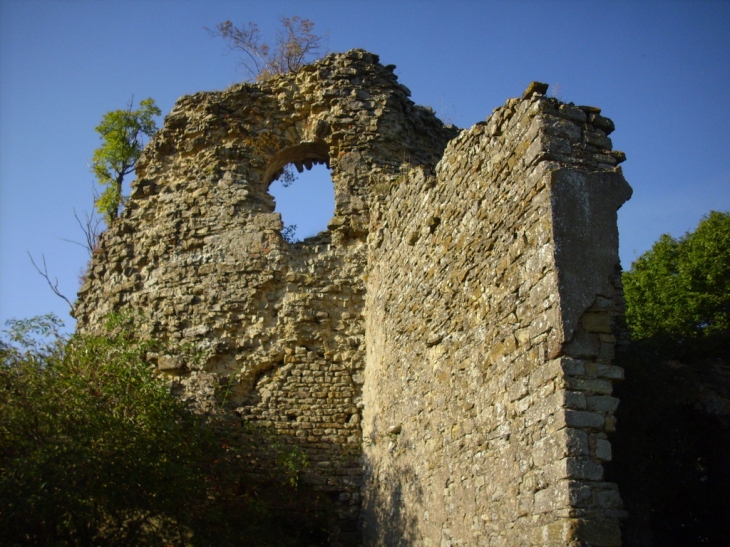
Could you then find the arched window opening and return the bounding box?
[269,161,334,243]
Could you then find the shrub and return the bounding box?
[0,315,326,546]
[208,16,327,82]
[0,315,221,545]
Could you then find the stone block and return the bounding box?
[561,358,586,376]
[589,113,616,135]
[574,517,622,547]
[565,376,614,395]
[568,480,594,507]
[599,341,616,360]
[586,395,620,413]
[535,482,569,513]
[565,410,605,429]
[534,428,590,467]
[586,363,625,380]
[596,487,623,509]
[158,354,184,371]
[564,390,587,409]
[539,518,574,546]
[564,330,601,358]
[543,117,582,143]
[584,131,613,150]
[566,458,604,481]
[558,104,588,123]
[595,439,612,461]
[581,312,612,333]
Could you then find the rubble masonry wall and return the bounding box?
[362,93,631,546]
[74,50,631,546]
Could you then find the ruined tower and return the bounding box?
[75,49,631,546]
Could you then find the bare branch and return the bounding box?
[60,238,90,252]
[207,16,327,82]
[28,253,74,310]
[206,20,268,80]
[61,208,102,257]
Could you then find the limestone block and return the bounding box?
[158,354,184,372]
[564,410,606,429]
[595,438,613,461]
[586,395,620,413]
[549,168,632,344]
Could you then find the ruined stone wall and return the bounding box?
[75,50,631,546]
[361,94,631,546]
[74,50,455,538]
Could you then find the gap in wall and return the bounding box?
[269,163,335,242]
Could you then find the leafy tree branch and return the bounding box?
[91,97,161,222]
[623,210,730,359]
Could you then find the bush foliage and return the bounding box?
[0,315,327,546]
[616,210,730,543]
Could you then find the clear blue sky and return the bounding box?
[1,0,729,332]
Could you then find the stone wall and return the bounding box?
[362,92,631,546]
[74,50,455,541]
[74,50,631,546]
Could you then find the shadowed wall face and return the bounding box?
[74,51,630,546]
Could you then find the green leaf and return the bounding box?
[90,98,161,222]
[623,211,730,359]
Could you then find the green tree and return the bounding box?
[623,211,730,358]
[208,16,327,81]
[91,98,161,222]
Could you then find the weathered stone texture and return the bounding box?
[362,93,630,546]
[74,50,631,546]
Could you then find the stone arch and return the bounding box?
[263,141,330,186]
[74,50,461,543]
[265,142,335,241]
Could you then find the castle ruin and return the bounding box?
[74,50,632,546]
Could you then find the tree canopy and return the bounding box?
[90,98,161,222]
[623,210,730,358]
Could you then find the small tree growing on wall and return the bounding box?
[91,97,161,223]
[208,16,327,81]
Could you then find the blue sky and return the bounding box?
[1,0,729,332]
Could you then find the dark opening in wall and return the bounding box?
[269,162,334,242]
